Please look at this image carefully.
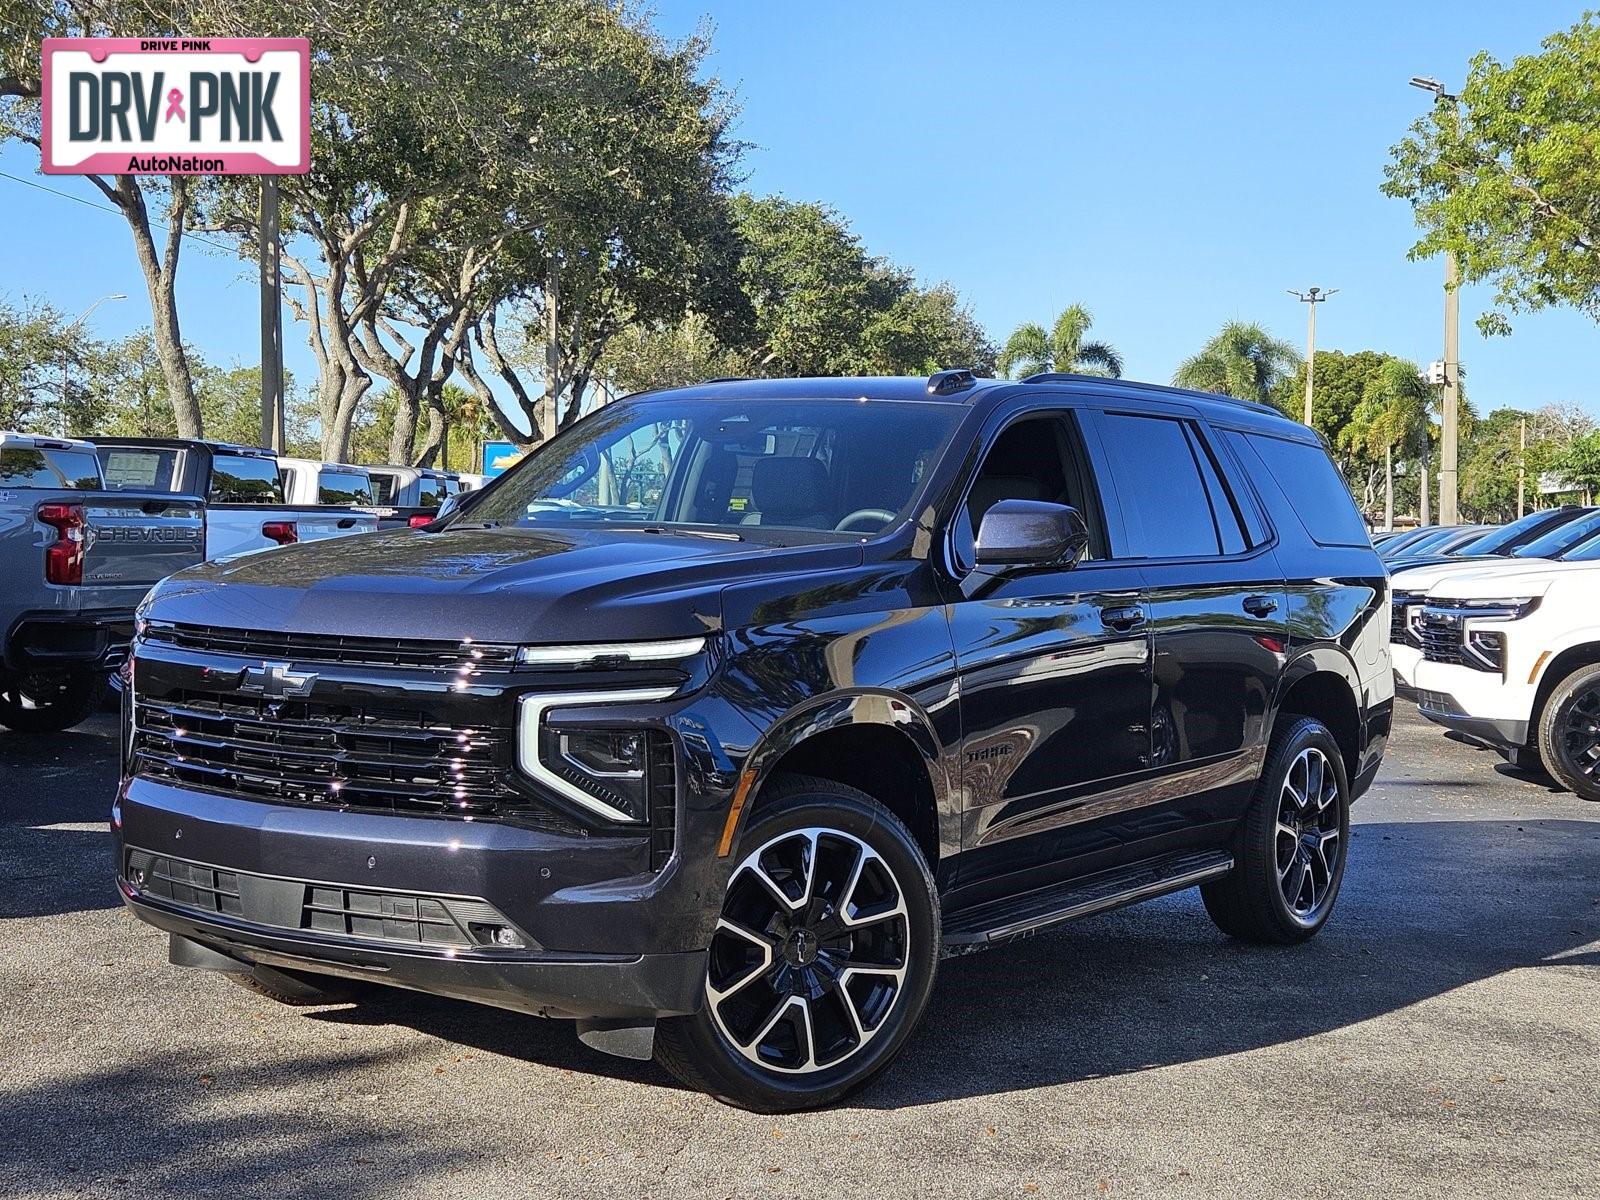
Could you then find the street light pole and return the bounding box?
[59,293,127,437]
[1289,288,1337,427]
[1410,75,1462,525]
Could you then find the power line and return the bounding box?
[0,168,241,256]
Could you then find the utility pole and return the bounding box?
[1410,76,1462,524]
[259,177,285,453]
[1518,417,1527,519]
[1289,287,1336,427]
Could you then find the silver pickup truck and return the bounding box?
[92,439,379,558]
[1,432,204,732]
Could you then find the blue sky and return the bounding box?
[2,0,1596,424]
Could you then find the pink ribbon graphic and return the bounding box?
[164,88,185,123]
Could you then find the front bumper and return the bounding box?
[1412,658,1535,750]
[115,776,715,1019]
[1391,642,1422,689]
[124,887,704,1020]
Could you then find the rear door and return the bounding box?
[1084,405,1287,856]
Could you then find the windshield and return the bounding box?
[1515,510,1600,558]
[459,397,965,538]
[1456,509,1583,556]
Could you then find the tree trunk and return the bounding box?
[1384,442,1394,530]
[539,262,562,446]
[115,176,203,437]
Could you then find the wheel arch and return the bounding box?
[1530,639,1600,744]
[722,691,954,872]
[1273,652,1362,784]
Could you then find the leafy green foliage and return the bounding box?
[1173,321,1301,406]
[1552,429,1600,499]
[1383,14,1600,336]
[997,305,1122,379]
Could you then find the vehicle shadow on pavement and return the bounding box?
[0,1044,469,1197]
[0,722,124,919]
[307,816,1600,1109]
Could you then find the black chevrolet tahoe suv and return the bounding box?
[116,371,1393,1111]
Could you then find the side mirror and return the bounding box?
[975,499,1090,569]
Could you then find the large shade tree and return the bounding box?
[997,305,1122,379]
[1383,14,1600,337]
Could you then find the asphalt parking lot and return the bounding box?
[2,704,1597,1199]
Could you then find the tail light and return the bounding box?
[39,502,85,585]
[408,513,434,529]
[262,520,298,545]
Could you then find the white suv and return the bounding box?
[1412,558,1600,799]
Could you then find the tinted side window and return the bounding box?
[1096,413,1235,558]
[209,454,285,504]
[960,412,1108,564]
[1237,433,1369,548]
[0,447,101,489]
[318,471,373,505]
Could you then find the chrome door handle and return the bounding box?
[1243,594,1279,618]
[1100,604,1145,631]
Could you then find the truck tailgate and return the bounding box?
[295,511,380,542]
[80,493,206,587]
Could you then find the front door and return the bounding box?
[944,410,1153,902]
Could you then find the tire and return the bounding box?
[222,964,359,1006]
[654,774,939,1112]
[1202,717,1351,945]
[1536,663,1600,802]
[0,670,103,734]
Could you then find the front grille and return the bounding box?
[140,621,518,670]
[1390,593,1424,646]
[131,690,533,820]
[126,849,523,950]
[1419,611,1465,666]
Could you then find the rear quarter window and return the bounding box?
[0,447,102,489]
[209,454,285,504]
[318,471,373,505]
[1233,431,1370,548]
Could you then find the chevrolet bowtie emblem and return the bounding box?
[239,661,317,699]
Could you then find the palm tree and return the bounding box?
[997,304,1123,379]
[1339,358,1431,529]
[1172,321,1301,406]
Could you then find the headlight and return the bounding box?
[516,637,705,668]
[516,687,676,823]
[1454,597,1540,620]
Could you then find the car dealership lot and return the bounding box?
[2,706,1597,1199]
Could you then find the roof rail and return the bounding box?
[698,376,749,385]
[1017,371,1293,420]
[927,368,977,396]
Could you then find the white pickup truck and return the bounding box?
[92,439,378,558]
[1411,545,1600,800]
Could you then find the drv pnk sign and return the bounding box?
[41,38,309,175]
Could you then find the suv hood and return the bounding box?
[1429,558,1600,602]
[1388,556,1522,594]
[145,526,866,644]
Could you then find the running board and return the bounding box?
[941,850,1234,954]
